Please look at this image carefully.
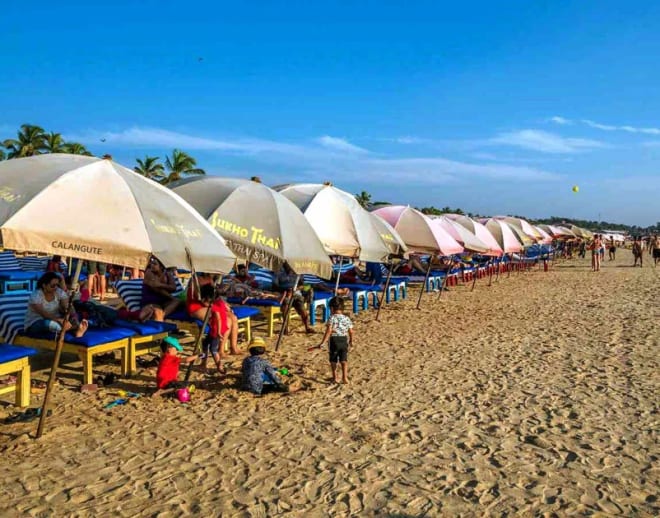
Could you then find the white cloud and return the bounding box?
[548,116,572,125]
[315,135,368,154]
[359,157,560,182]
[489,129,605,153]
[581,119,660,135]
[68,125,560,185]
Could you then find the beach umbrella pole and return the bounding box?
[184,305,212,383]
[36,259,83,439]
[275,274,300,351]
[416,266,432,310]
[470,264,479,291]
[488,259,493,286]
[436,269,449,300]
[333,256,344,295]
[375,262,393,321]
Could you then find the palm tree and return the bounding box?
[134,156,165,181]
[64,142,92,156]
[161,149,205,185]
[2,124,47,158]
[43,132,68,153]
[354,190,372,208]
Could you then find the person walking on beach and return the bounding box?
[651,235,660,267]
[591,234,602,272]
[632,237,643,267]
[608,238,617,261]
[313,296,354,384]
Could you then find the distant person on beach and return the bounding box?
[651,235,660,266]
[578,240,587,259]
[590,235,602,272]
[608,238,617,261]
[632,238,643,267]
[313,296,354,384]
[152,336,198,397]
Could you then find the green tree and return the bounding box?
[64,142,92,156]
[161,149,205,185]
[0,149,5,161]
[354,190,372,208]
[43,132,68,153]
[2,124,47,158]
[134,156,165,181]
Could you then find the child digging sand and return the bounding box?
[312,297,354,384]
[152,336,198,397]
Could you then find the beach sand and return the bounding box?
[1,250,658,516]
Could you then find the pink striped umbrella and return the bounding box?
[446,215,504,256]
[483,218,524,254]
[373,205,463,255]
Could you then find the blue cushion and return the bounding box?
[0,343,38,362]
[227,297,281,307]
[313,292,334,301]
[232,307,261,319]
[338,283,382,292]
[0,271,41,281]
[20,327,136,347]
[114,319,178,335]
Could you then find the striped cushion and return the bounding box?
[0,293,31,343]
[0,252,21,271]
[115,278,185,312]
[17,256,48,271]
[332,261,355,274]
[248,267,275,290]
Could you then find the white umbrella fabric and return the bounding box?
[171,176,333,278]
[433,215,490,254]
[274,183,392,262]
[0,155,236,273]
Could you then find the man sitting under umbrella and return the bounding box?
[140,256,184,321]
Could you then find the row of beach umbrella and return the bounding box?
[0,154,593,282]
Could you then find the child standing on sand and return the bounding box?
[314,297,354,384]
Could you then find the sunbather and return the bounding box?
[24,272,89,338]
[186,274,240,356]
[217,276,282,304]
[140,256,184,321]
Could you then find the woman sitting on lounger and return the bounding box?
[140,256,184,321]
[25,272,89,338]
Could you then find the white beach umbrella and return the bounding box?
[274,183,392,262]
[171,176,333,278]
[0,154,236,273]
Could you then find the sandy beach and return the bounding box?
[1,249,658,516]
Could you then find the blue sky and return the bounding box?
[2,1,659,225]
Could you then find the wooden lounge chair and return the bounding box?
[0,293,134,385]
[114,279,257,344]
[0,344,37,407]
